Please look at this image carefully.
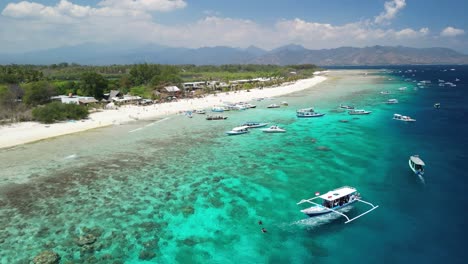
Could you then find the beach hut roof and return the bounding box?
[108,90,121,100]
[164,86,180,92]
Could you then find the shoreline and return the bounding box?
[0,75,327,149]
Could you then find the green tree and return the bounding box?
[23,81,57,106]
[129,64,161,86]
[79,72,108,99]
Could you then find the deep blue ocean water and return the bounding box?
[0,68,467,263]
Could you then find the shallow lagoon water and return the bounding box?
[1,69,467,263]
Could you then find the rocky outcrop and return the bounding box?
[32,250,60,264]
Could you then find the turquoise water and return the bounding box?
[0,70,450,263]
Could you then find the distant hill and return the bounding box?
[1,43,467,66]
[250,45,468,66]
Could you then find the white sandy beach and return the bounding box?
[0,75,327,149]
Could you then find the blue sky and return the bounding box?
[0,0,467,53]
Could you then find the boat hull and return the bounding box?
[296,113,325,118]
[226,131,248,136]
[302,200,357,217]
[409,159,424,176]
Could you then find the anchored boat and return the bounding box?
[386,99,399,104]
[339,104,355,109]
[261,125,286,133]
[225,126,249,136]
[348,109,371,115]
[393,114,416,122]
[206,115,227,120]
[297,186,379,224]
[241,122,268,128]
[296,108,325,118]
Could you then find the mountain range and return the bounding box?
[1,43,468,66]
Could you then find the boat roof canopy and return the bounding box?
[232,126,249,131]
[410,155,425,166]
[319,186,357,201]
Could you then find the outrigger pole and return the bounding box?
[297,197,379,224]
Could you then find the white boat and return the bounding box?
[455,78,460,82]
[296,108,325,118]
[185,111,193,118]
[434,103,441,109]
[398,87,407,91]
[242,122,268,128]
[267,104,280,108]
[281,101,289,106]
[297,186,379,224]
[225,126,249,135]
[393,114,416,122]
[243,103,257,109]
[348,109,371,115]
[386,99,398,104]
[195,109,206,114]
[339,104,355,109]
[261,125,286,133]
[211,106,225,112]
[380,91,391,95]
[409,155,425,182]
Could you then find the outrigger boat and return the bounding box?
[296,108,325,118]
[339,104,355,109]
[386,99,398,104]
[393,114,416,122]
[297,186,379,224]
[348,109,371,115]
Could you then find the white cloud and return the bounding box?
[0,0,462,53]
[374,0,406,24]
[441,26,465,37]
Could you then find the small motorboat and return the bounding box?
[206,115,227,120]
[380,91,391,95]
[296,108,325,118]
[409,155,425,182]
[267,104,280,108]
[281,101,289,106]
[339,104,355,109]
[398,87,407,91]
[185,111,193,118]
[225,126,249,135]
[261,125,286,133]
[242,122,268,128]
[297,186,379,224]
[348,109,371,115]
[195,109,206,114]
[393,114,416,122]
[434,103,441,109]
[386,99,398,104]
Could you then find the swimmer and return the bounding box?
[261,228,267,233]
[258,220,263,225]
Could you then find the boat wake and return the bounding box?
[64,154,77,160]
[418,174,426,184]
[129,117,170,133]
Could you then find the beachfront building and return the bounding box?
[183,82,206,91]
[112,94,142,104]
[51,95,98,105]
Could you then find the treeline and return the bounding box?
[0,63,320,124]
